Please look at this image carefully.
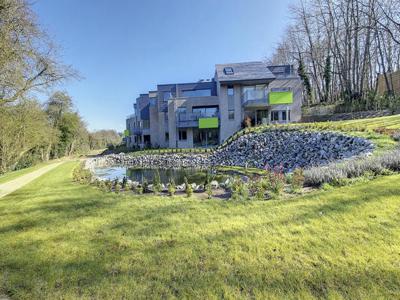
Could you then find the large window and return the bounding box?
[181,89,211,97]
[192,106,219,118]
[178,130,187,141]
[271,110,291,122]
[193,128,219,147]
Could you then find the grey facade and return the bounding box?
[126,61,303,149]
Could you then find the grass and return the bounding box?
[0,161,55,185]
[1,161,400,299]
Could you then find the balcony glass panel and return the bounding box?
[192,107,219,118]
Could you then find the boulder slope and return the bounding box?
[87,129,374,172]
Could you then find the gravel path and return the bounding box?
[0,161,66,199]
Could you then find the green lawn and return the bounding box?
[1,161,399,299]
[0,161,55,185]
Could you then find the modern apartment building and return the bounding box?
[125,61,303,149]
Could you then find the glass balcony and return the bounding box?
[242,89,268,107]
[176,112,219,128]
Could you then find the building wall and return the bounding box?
[126,65,303,149]
[268,77,303,122]
[219,84,243,143]
[149,105,159,147]
[168,96,220,148]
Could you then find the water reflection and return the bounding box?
[93,167,226,185]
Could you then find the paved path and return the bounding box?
[0,161,65,199]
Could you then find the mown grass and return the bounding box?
[1,161,399,299]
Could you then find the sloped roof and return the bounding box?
[215,61,276,82]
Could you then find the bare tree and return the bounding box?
[0,0,77,105]
[267,0,400,106]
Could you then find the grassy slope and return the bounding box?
[331,114,400,129]
[0,161,399,299]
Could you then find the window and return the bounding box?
[181,89,211,97]
[228,110,235,120]
[227,86,234,96]
[163,91,173,101]
[165,132,169,142]
[271,111,279,121]
[271,87,291,92]
[282,111,287,121]
[223,67,234,75]
[143,120,150,129]
[178,130,187,141]
[176,107,186,121]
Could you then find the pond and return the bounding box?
[93,166,229,185]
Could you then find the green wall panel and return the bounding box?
[269,91,293,105]
[199,117,219,129]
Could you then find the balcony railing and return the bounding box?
[176,112,219,128]
[242,90,268,107]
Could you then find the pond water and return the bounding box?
[93,166,228,185]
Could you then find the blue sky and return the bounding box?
[33,0,294,131]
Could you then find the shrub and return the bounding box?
[105,180,113,192]
[153,170,162,193]
[321,183,334,191]
[142,179,149,193]
[97,180,106,192]
[184,177,193,198]
[230,177,249,201]
[114,182,121,193]
[72,163,92,184]
[253,178,267,200]
[168,178,176,196]
[291,168,305,192]
[304,149,400,186]
[379,150,400,171]
[121,176,128,190]
[136,185,144,195]
[265,165,285,196]
[205,182,213,199]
